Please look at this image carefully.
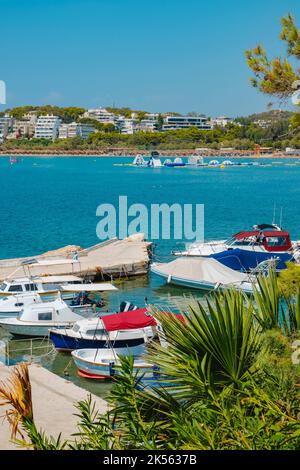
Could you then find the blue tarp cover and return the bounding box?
[210,248,293,271]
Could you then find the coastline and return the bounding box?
[0,150,298,158]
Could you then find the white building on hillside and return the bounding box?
[0,115,14,141]
[253,119,272,129]
[162,115,212,131]
[34,115,61,140]
[58,122,95,139]
[211,116,234,128]
[116,117,136,134]
[12,114,37,138]
[136,113,158,132]
[83,107,117,124]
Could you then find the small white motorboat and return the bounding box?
[71,348,156,379]
[0,292,42,319]
[0,275,83,300]
[0,298,95,337]
[0,276,118,301]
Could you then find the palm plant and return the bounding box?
[0,363,66,449]
[1,281,300,450]
[253,268,300,335]
[253,269,280,331]
[0,363,33,441]
[148,288,262,399]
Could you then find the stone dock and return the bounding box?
[0,234,152,282]
[0,363,108,449]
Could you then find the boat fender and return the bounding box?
[167,275,172,283]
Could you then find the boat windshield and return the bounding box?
[225,237,259,247]
[265,236,288,247]
[0,282,8,291]
[86,328,105,336]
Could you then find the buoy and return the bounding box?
[220,164,225,169]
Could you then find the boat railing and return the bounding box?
[0,336,55,366]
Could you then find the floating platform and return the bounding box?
[0,234,152,282]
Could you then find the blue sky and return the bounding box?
[1,0,299,116]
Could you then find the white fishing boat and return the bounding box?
[0,297,95,337]
[0,292,42,319]
[151,257,256,294]
[71,348,155,379]
[0,282,117,320]
[0,276,118,301]
[50,307,156,352]
[0,275,83,300]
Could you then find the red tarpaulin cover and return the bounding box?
[101,308,157,332]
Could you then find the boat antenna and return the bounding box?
[279,207,283,228]
[272,203,276,225]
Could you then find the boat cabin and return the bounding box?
[231,230,292,252]
[18,298,83,323]
[0,275,83,295]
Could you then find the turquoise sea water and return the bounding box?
[1,155,300,395]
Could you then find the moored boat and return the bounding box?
[0,292,42,319]
[0,276,118,301]
[71,347,156,379]
[49,307,157,352]
[173,224,299,257]
[0,297,95,337]
[151,257,256,294]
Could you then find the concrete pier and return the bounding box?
[0,234,152,282]
[0,363,108,449]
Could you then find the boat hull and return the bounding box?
[151,264,254,295]
[0,321,73,337]
[0,311,22,319]
[50,330,147,353]
[72,350,155,379]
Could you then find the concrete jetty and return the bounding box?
[0,363,108,449]
[0,234,152,282]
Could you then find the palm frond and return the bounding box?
[0,363,33,440]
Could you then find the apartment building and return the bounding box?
[58,122,95,139]
[34,115,62,140]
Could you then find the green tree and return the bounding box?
[246,14,300,99]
